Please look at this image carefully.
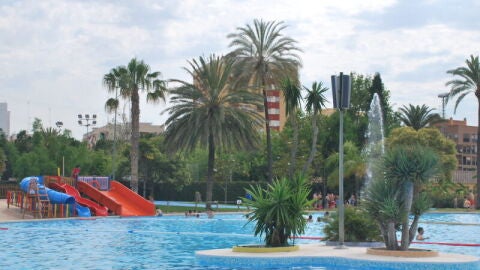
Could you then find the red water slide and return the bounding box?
[77,181,155,217]
[49,182,108,216]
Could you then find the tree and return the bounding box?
[302,81,329,175]
[445,55,480,209]
[368,73,399,134]
[398,104,442,130]
[325,141,366,197]
[364,145,439,250]
[387,127,457,182]
[103,58,167,193]
[280,77,302,178]
[164,55,263,209]
[228,19,302,182]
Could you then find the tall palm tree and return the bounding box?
[398,104,442,130]
[446,55,480,209]
[280,77,302,178]
[302,81,328,175]
[164,55,263,210]
[103,58,167,193]
[228,19,302,182]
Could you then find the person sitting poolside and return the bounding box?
[156,209,163,217]
[416,227,429,240]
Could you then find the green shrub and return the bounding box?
[323,207,382,242]
[243,175,312,247]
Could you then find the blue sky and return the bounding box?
[0,0,479,139]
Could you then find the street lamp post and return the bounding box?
[331,72,351,249]
[78,114,97,140]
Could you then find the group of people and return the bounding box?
[306,212,331,223]
[184,209,215,218]
[312,192,358,209]
[311,192,337,209]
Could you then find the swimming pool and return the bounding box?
[0,212,478,269]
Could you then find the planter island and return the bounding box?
[196,244,479,269]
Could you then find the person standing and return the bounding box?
[71,165,80,187]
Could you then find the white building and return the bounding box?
[0,103,10,136]
[84,122,165,146]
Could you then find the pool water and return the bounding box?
[0,212,478,269]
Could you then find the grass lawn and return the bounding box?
[156,205,247,214]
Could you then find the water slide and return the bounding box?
[19,176,91,217]
[49,182,108,216]
[77,180,155,216]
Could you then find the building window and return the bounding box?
[267,96,279,102]
[270,120,280,127]
[268,108,280,115]
[463,134,470,143]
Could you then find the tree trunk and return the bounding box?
[130,88,140,193]
[288,115,298,179]
[386,221,398,250]
[409,214,421,243]
[262,79,273,183]
[400,182,414,250]
[476,94,480,209]
[302,115,318,175]
[205,130,215,210]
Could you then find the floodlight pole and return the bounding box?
[78,114,97,136]
[438,92,449,119]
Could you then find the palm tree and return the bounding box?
[103,58,167,193]
[280,77,302,178]
[398,104,442,130]
[302,81,329,175]
[164,55,263,210]
[228,19,302,182]
[446,55,480,209]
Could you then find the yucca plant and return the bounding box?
[243,175,312,247]
[364,145,438,250]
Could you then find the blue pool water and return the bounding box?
[0,212,478,269]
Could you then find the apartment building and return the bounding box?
[0,102,10,136]
[84,122,165,147]
[435,118,477,186]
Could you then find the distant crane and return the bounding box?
[438,92,449,119]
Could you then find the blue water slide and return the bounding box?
[19,176,91,217]
[75,204,91,217]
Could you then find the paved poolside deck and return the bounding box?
[196,244,480,269]
[0,199,31,222]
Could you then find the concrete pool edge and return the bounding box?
[195,244,480,269]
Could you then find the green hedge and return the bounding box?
[153,181,268,202]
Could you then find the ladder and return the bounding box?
[23,178,51,219]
